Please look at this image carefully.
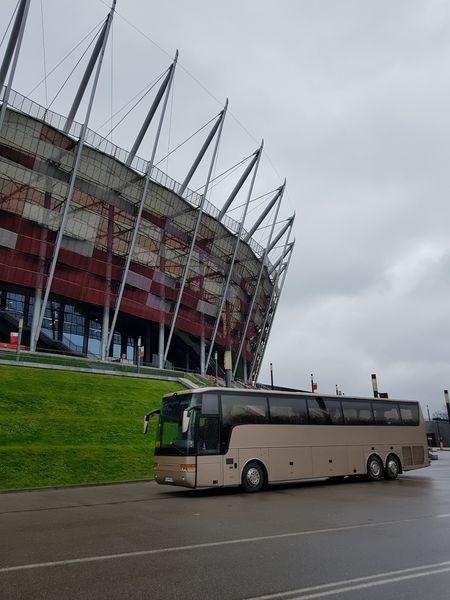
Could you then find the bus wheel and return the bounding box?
[367,455,383,481]
[242,461,265,492]
[385,455,400,480]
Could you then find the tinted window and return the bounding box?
[324,398,344,424]
[307,397,331,424]
[399,403,419,426]
[221,394,268,428]
[373,402,401,425]
[269,395,308,424]
[342,400,374,425]
[201,393,219,415]
[220,394,268,453]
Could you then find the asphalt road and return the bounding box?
[1,454,450,600]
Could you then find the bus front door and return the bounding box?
[196,415,223,488]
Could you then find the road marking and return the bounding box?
[1,513,450,574]
[244,561,450,599]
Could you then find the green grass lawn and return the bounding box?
[0,365,183,490]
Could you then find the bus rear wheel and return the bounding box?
[385,455,400,480]
[367,455,383,481]
[242,461,265,493]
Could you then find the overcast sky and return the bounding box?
[6,0,450,414]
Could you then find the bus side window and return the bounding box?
[373,402,401,425]
[221,395,268,426]
[323,398,344,424]
[220,394,269,453]
[342,400,374,425]
[399,403,419,426]
[269,396,308,424]
[307,397,331,425]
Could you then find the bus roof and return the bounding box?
[162,387,419,405]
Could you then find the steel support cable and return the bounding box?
[192,153,252,194]
[93,68,167,133]
[46,21,105,111]
[0,0,19,51]
[96,0,295,217]
[248,216,290,232]
[27,18,105,97]
[269,242,291,252]
[226,187,278,214]
[98,0,237,144]
[257,229,275,247]
[258,225,277,245]
[203,163,245,196]
[102,0,236,148]
[100,69,168,139]
[246,195,278,219]
[154,112,220,166]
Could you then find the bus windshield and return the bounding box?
[155,394,198,456]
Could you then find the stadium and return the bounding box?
[0,0,295,382]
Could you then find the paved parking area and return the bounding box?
[1,453,450,599]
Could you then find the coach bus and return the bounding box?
[143,388,429,492]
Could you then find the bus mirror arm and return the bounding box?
[143,409,160,434]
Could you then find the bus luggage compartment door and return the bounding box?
[312,446,349,477]
[268,447,313,482]
[196,455,223,488]
[223,451,239,486]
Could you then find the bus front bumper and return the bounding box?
[154,456,196,488]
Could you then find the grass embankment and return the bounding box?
[0,365,183,490]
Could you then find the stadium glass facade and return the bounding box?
[0,89,287,379]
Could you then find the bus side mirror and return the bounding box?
[182,410,189,433]
[182,406,200,433]
[143,409,160,434]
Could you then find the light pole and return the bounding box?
[270,362,274,390]
[16,317,23,362]
[137,336,143,374]
[371,374,379,398]
[214,350,218,384]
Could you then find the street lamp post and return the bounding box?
[16,317,23,362]
[137,336,142,374]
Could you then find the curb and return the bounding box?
[0,478,156,495]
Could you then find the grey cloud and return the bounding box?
[7,0,450,414]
